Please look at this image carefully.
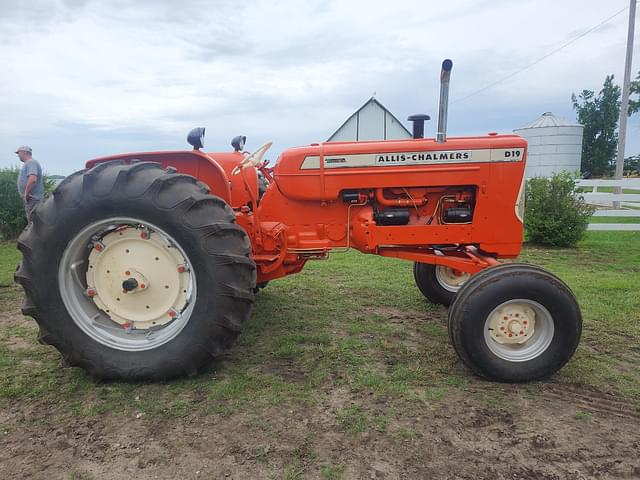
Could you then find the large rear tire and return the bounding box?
[413,262,470,307]
[15,161,256,381]
[448,263,582,382]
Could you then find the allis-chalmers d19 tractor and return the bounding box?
[16,60,582,382]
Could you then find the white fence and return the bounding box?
[575,179,640,231]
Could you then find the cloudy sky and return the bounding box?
[0,0,638,175]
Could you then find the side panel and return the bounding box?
[273,136,526,202]
[252,134,527,282]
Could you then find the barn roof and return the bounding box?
[327,97,412,141]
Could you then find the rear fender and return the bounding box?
[86,150,232,204]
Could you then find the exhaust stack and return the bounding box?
[436,59,453,143]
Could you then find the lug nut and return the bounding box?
[86,287,97,298]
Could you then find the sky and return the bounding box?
[0,0,638,175]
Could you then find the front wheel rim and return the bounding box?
[435,266,470,292]
[483,299,555,362]
[58,217,197,352]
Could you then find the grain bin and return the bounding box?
[514,112,583,178]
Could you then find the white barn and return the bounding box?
[328,97,412,142]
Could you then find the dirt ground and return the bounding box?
[1,304,639,480]
[2,383,640,479]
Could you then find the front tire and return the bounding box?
[448,263,582,382]
[15,161,256,381]
[413,263,470,306]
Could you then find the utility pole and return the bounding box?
[614,0,636,207]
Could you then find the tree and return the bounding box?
[629,71,640,116]
[624,154,640,176]
[572,75,621,176]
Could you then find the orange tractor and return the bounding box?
[16,60,581,382]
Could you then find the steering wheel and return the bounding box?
[232,141,273,176]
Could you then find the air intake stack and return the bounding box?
[407,114,431,139]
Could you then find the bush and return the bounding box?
[0,167,27,240]
[525,171,594,247]
[0,167,57,240]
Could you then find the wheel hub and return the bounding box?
[488,302,536,345]
[119,267,149,294]
[122,277,139,292]
[435,266,470,290]
[86,227,190,329]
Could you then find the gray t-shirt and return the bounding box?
[17,158,44,200]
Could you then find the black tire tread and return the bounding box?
[413,262,456,307]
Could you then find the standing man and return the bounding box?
[15,146,44,218]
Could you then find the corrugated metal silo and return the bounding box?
[514,112,583,178]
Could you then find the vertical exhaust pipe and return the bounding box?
[436,59,453,143]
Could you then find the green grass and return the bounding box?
[578,186,640,194]
[574,411,594,421]
[68,470,95,480]
[589,216,640,223]
[519,232,640,400]
[320,463,346,480]
[0,231,639,420]
[0,241,19,286]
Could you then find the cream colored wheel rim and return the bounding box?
[59,218,197,352]
[484,299,554,362]
[86,227,189,329]
[435,266,470,292]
